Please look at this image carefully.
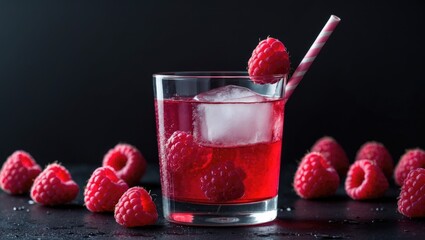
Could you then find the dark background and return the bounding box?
[0,0,424,170]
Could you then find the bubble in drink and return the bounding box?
[193,85,273,147]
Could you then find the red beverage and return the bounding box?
[155,97,285,204]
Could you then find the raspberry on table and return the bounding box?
[345,159,389,200]
[0,151,42,195]
[355,141,394,179]
[200,160,246,202]
[84,166,129,212]
[394,148,425,186]
[114,187,158,227]
[30,163,79,206]
[103,143,147,186]
[293,152,340,199]
[397,168,425,218]
[165,131,212,174]
[311,136,350,177]
[248,37,290,84]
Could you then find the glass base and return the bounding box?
[163,196,278,226]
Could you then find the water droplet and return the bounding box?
[13,206,26,211]
[370,207,385,212]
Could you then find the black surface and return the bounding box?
[1,164,423,240]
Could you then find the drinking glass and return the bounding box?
[153,72,286,226]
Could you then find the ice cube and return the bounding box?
[194,85,273,146]
[194,85,265,103]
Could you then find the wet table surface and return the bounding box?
[0,164,423,240]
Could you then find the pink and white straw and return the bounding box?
[285,15,341,100]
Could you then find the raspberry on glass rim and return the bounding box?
[247,37,290,84]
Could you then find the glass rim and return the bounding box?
[153,71,287,79]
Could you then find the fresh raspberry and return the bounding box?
[0,151,42,195]
[345,159,389,200]
[397,168,425,218]
[84,166,129,212]
[355,141,394,179]
[165,131,212,174]
[200,160,246,202]
[248,37,290,84]
[293,152,340,199]
[114,187,158,227]
[394,148,425,186]
[103,143,147,186]
[311,136,350,177]
[30,163,79,206]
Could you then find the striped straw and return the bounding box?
[284,15,341,100]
